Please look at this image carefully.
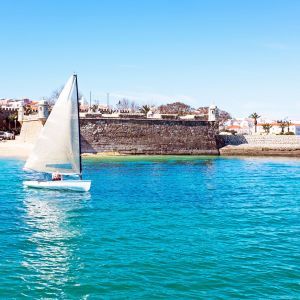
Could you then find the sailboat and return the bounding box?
[23,75,91,192]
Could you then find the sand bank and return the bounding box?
[0,141,126,160]
[219,144,300,157]
[0,140,34,159]
[82,151,125,157]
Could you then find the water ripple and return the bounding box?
[0,156,299,298]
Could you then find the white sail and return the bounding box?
[24,75,81,175]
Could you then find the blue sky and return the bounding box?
[1,0,300,119]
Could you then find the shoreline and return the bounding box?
[219,145,300,157]
[1,140,300,160]
[0,140,34,159]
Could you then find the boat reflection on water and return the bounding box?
[21,189,91,297]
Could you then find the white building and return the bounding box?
[1,99,24,109]
[225,117,300,136]
[224,118,253,134]
[256,122,300,135]
[0,98,34,110]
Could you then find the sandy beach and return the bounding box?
[0,140,126,160]
[0,140,34,159]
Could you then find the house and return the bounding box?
[224,118,253,134]
[256,122,300,135]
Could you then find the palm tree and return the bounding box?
[249,112,261,133]
[140,105,151,116]
[91,104,98,112]
[277,120,287,134]
[286,120,292,133]
[262,123,272,134]
[7,112,18,131]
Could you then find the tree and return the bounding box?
[46,86,64,105]
[116,98,139,112]
[218,110,231,126]
[249,112,261,133]
[46,85,83,106]
[7,112,17,130]
[91,105,98,112]
[262,123,272,134]
[158,102,192,116]
[286,120,292,132]
[24,104,33,115]
[130,100,139,112]
[197,106,209,115]
[140,105,151,115]
[116,98,130,111]
[277,120,287,134]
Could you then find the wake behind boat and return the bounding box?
[23,75,91,192]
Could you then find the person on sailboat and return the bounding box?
[52,172,62,181]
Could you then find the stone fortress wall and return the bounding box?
[18,119,44,144]
[80,118,219,155]
[219,134,300,146]
[218,134,300,156]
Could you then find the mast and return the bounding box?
[74,74,82,179]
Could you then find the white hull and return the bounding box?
[23,180,91,192]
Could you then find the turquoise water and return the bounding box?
[0,156,300,299]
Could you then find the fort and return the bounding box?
[16,102,300,157]
[18,102,221,155]
[80,118,219,155]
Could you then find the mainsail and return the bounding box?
[24,75,81,175]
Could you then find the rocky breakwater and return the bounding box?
[218,135,300,157]
[80,117,219,155]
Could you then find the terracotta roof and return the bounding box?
[258,123,300,126]
[226,125,241,129]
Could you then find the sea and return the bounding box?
[0,156,299,299]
